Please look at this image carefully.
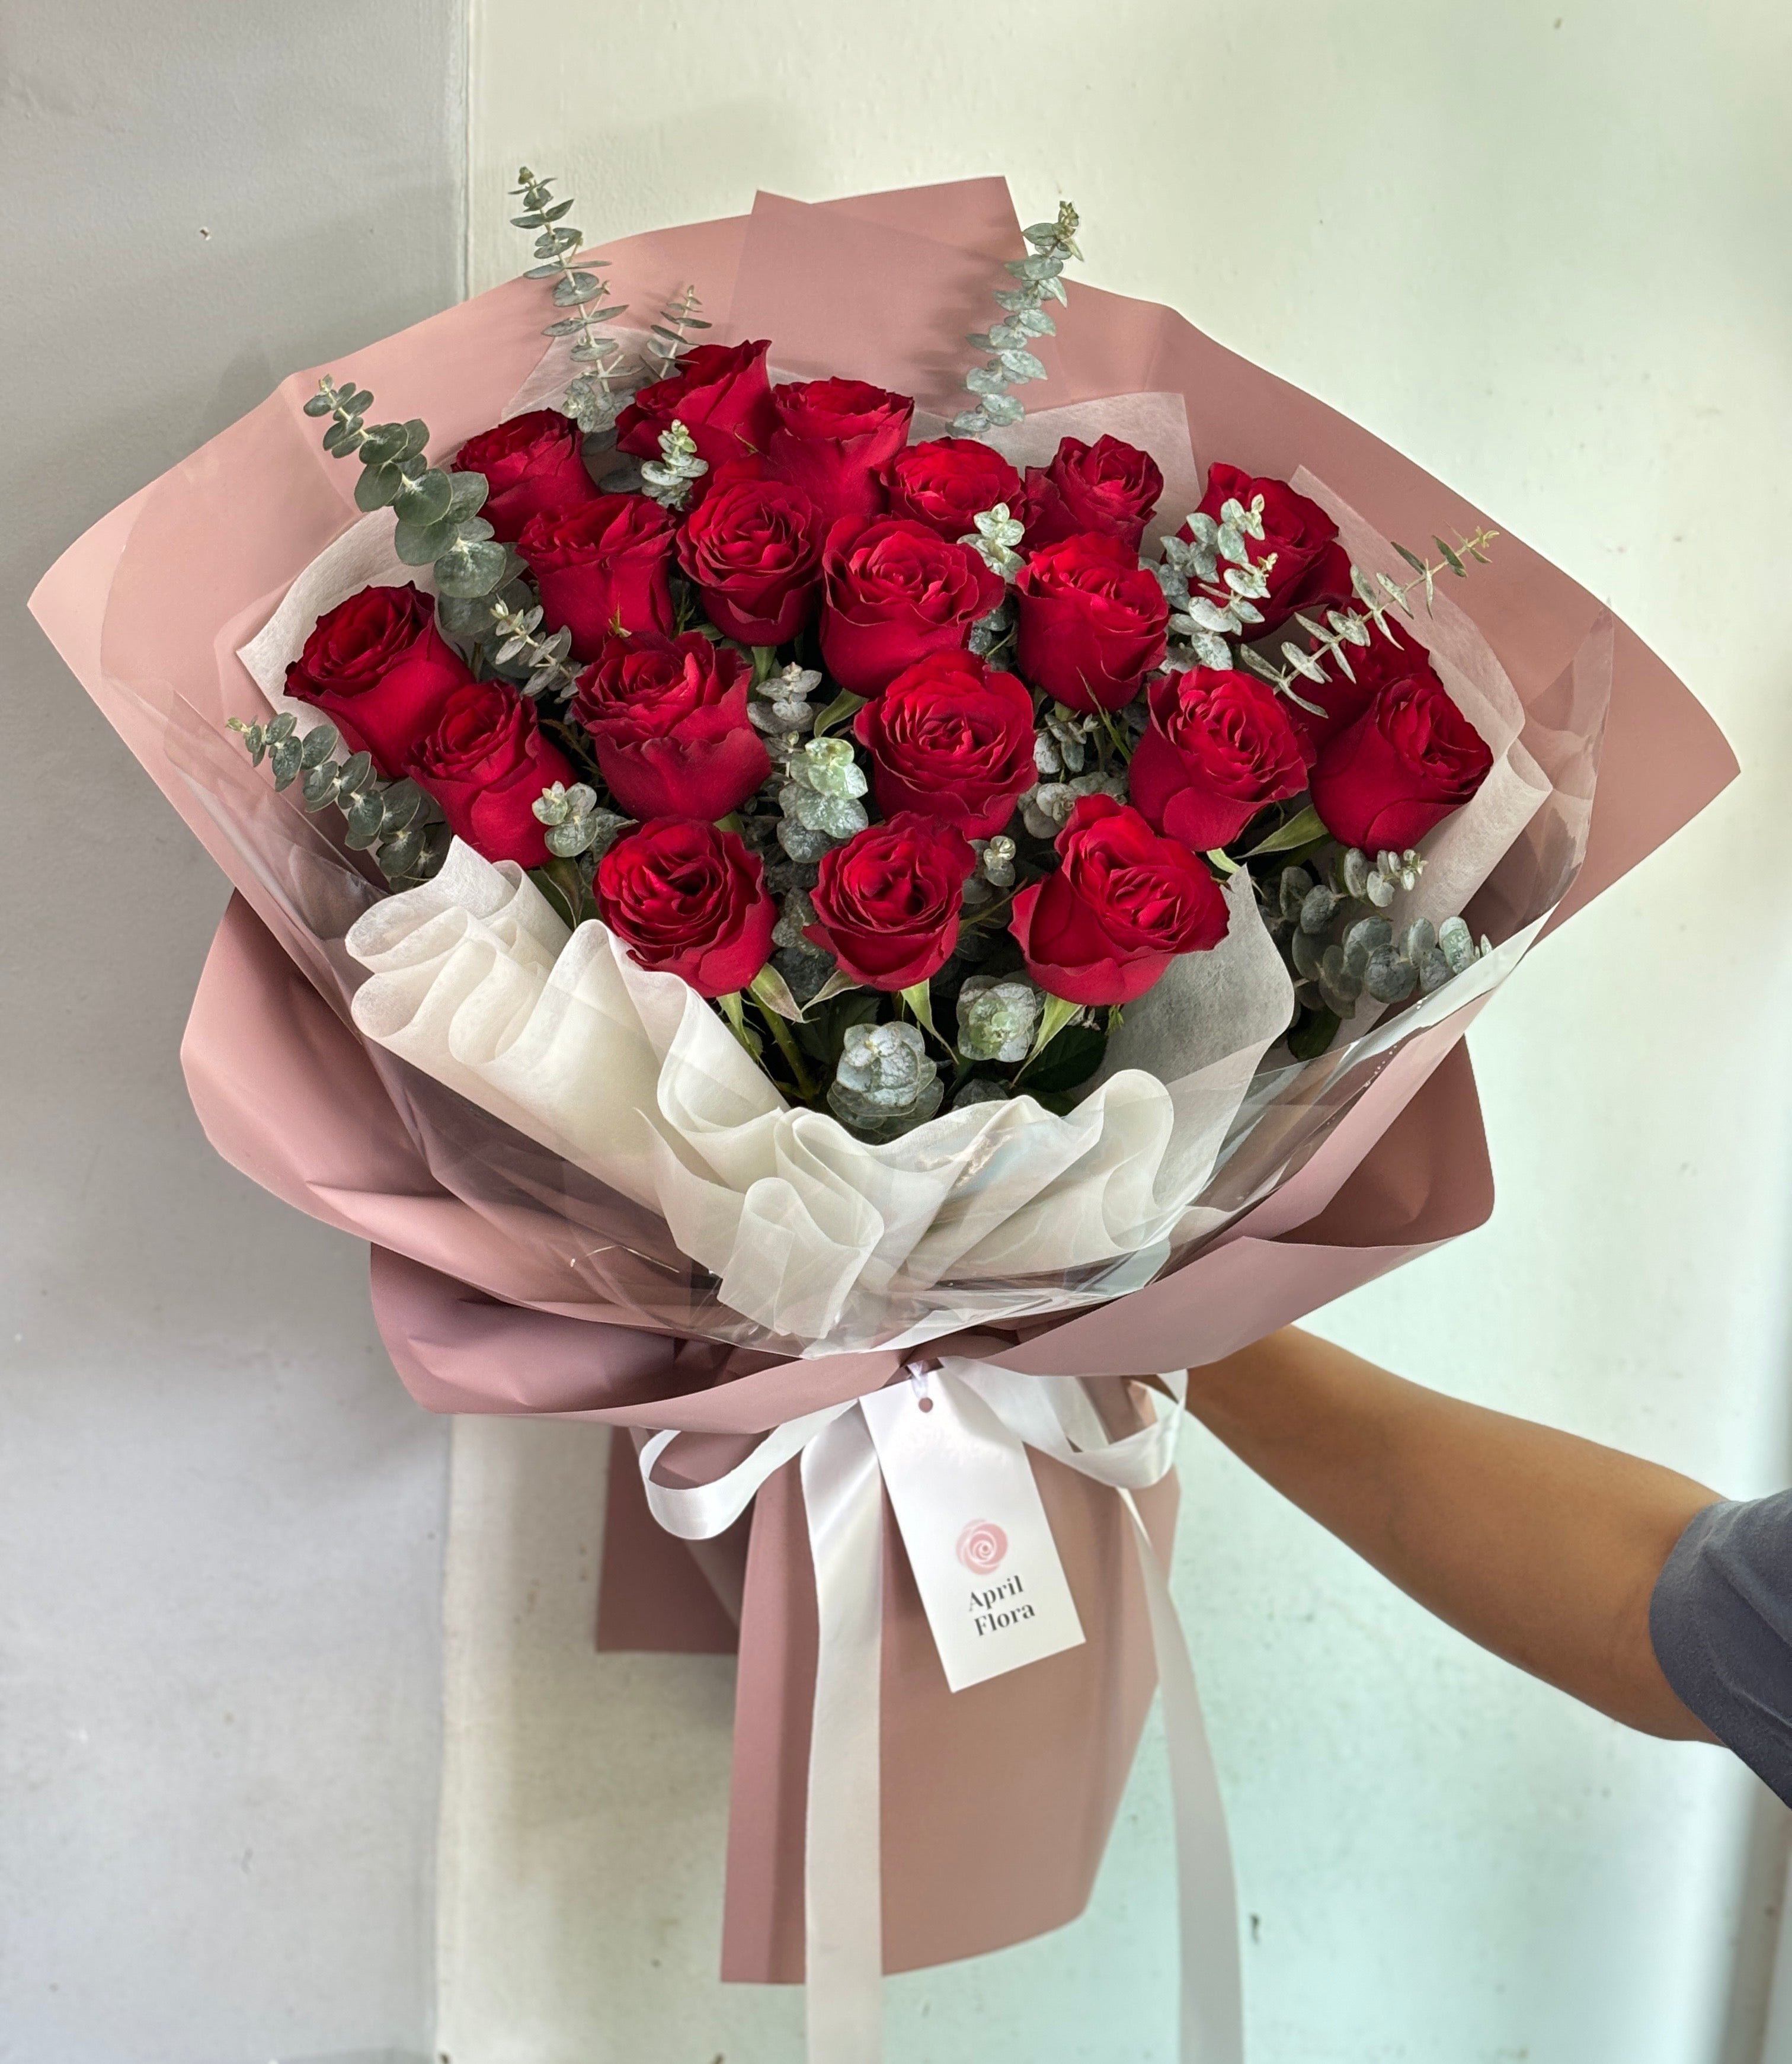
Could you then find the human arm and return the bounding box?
[1182,1326,1721,1739]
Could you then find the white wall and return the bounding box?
[2,8,465,2061]
[457,2,1792,2060]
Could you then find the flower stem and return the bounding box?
[757,997,817,1100]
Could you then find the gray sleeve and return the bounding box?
[1649,1491,1792,1804]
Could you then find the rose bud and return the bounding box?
[887,437,1024,542]
[1009,793,1230,1008]
[1012,533,1169,715]
[819,516,1004,699]
[404,679,577,868]
[853,650,1036,840]
[284,582,472,779]
[615,338,777,471]
[766,376,915,529]
[1020,434,1164,553]
[676,473,825,645]
[571,633,770,824]
[805,812,977,991]
[1128,667,1313,852]
[1186,462,1351,638]
[449,409,597,543]
[594,818,776,999]
[1310,671,1493,853]
[517,493,677,661]
[1287,616,1434,756]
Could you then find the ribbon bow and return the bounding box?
[640,1358,1244,2063]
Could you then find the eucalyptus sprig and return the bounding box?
[1158,496,1288,679]
[1271,846,1492,1057]
[511,166,631,434]
[228,711,446,886]
[952,202,1080,436]
[489,597,580,700]
[639,418,708,510]
[303,376,507,604]
[641,284,709,386]
[1239,529,1500,699]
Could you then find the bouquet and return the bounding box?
[30,174,1732,2063]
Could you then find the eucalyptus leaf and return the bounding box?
[355,462,402,512]
[299,724,338,769]
[393,516,453,565]
[392,469,453,527]
[433,539,508,598]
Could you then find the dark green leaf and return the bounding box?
[1286,1004,1340,1061]
[1243,804,1327,856]
[529,859,584,930]
[1435,535,1466,577]
[301,761,339,810]
[337,750,375,795]
[1015,1022,1105,1095]
[268,737,302,788]
[1392,541,1428,575]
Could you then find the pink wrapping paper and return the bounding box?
[30,176,1733,1980]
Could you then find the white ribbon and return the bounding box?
[639,1359,1243,2064]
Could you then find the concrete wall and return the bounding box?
[2,7,465,2061]
[455,2,1792,2059]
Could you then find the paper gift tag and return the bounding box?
[860,1369,1086,1692]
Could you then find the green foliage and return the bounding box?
[489,597,580,700]
[228,712,446,886]
[306,374,510,604]
[639,418,708,510]
[641,283,711,386]
[959,502,1025,579]
[1239,529,1500,703]
[511,166,631,433]
[1267,842,1490,1037]
[532,780,628,860]
[952,203,1080,437]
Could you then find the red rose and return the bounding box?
[853,651,1036,839]
[1022,434,1164,553]
[1128,667,1313,851]
[819,516,1004,699]
[571,632,770,823]
[676,474,824,645]
[767,376,915,529]
[614,339,777,471]
[805,812,976,991]
[1188,463,1351,637]
[886,437,1024,542]
[284,583,472,779]
[1310,672,1493,853]
[518,494,677,661]
[404,680,577,868]
[1289,616,1433,755]
[1013,533,1168,714]
[594,818,775,999]
[1009,793,1230,1007]
[449,409,597,543]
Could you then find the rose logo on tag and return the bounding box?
[956,1519,1008,1573]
